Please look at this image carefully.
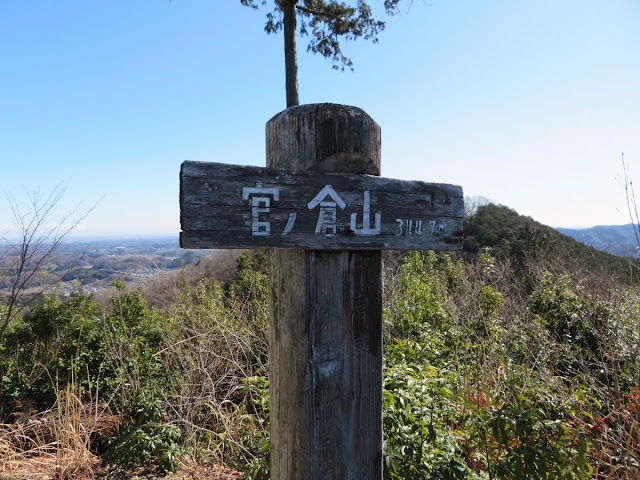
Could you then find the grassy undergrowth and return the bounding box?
[1,246,639,479]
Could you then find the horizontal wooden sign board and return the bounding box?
[180,161,464,250]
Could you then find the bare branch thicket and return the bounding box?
[618,153,640,256]
[464,196,495,218]
[0,184,95,343]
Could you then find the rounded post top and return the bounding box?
[267,103,378,125]
[266,103,381,175]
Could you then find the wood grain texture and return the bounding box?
[306,251,382,479]
[180,161,463,250]
[269,249,309,478]
[267,103,383,480]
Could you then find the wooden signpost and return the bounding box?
[180,103,464,480]
[180,161,463,250]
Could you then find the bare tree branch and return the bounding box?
[0,184,96,343]
[617,153,640,257]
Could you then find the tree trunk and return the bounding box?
[283,0,299,107]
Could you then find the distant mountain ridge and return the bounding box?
[556,224,638,258]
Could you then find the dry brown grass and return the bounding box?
[589,387,640,480]
[0,386,119,480]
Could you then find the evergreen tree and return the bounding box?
[241,0,403,107]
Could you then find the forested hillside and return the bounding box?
[1,205,639,479]
[465,204,639,284]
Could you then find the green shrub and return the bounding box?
[102,390,186,472]
[0,293,102,418]
[241,376,270,480]
[383,349,469,480]
[468,389,591,479]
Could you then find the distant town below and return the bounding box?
[0,235,209,297]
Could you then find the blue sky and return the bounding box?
[1,0,639,236]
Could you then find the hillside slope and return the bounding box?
[464,204,638,284]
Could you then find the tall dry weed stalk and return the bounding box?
[0,384,111,479]
[50,385,98,479]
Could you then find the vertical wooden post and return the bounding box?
[266,103,383,480]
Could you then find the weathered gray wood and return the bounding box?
[267,103,383,480]
[306,250,383,479]
[180,161,463,250]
